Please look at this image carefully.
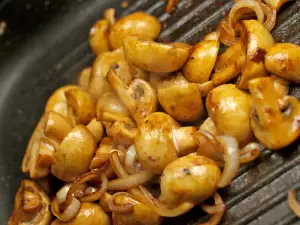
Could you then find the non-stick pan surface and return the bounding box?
[0,0,299,224]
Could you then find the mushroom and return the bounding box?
[108,12,161,50]
[90,137,113,170]
[96,92,137,147]
[8,180,51,225]
[107,66,157,123]
[123,36,190,73]
[265,43,300,83]
[134,112,197,174]
[271,75,289,107]
[249,77,300,150]
[89,19,110,55]
[65,88,95,125]
[104,8,116,26]
[206,84,253,146]
[51,203,110,225]
[160,154,221,207]
[51,125,96,182]
[78,67,92,91]
[236,20,274,89]
[86,118,104,143]
[183,40,219,83]
[88,48,124,100]
[22,112,72,179]
[151,72,204,122]
[45,85,82,119]
[110,193,162,225]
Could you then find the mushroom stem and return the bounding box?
[172,126,198,156]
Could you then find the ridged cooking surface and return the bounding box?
[0,0,299,224]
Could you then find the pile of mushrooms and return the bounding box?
[10,0,300,224]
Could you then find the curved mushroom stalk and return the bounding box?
[65,88,95,125]
[51,125,96,182]
[111,192,162,225]
[193,130,260,165]
[105,117,138,148]
[52,203,110,225]
[89,19,110,55]
[89,48,125,100]
[22,112,72,179]
[183,40,219,83]
[154,72,204,122]
[86,119,104,143]
[109,12,161,50]
[104,8,116,26]
[160,154,221,206]
[172,126,198,156]
[199,117,218,136]
[236,20,274,89]
[123,36,190,73]
[45,85,82,119]
[78,67,92,91]
[107,67,157,123]
[265,43,300,83]
[9,180,51,225]
[249,77,300,150]
[90,137,113,169]
[96,92,130,121]
[206,84,254,146]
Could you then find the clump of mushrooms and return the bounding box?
[9,180,51,225]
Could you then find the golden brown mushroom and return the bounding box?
[65,88,95,125]
[151,72,204,122]
[22,112,72,179]
[160,154,221,206]
[89,48,124,100]
[78,67,92,91]
[134,112,197,174]
[51,203,110,225]
[96,92,137,147]
[51,125,96,182]
[206,84,253,146]
[183,40,219,83]
[249,77,300,150]
[107,66,157,123]
[45,85,82,119]
[89,19,110,55]
[9,180,51,225]
[86,118,104,143]
[265,43,300,83]
[236,20,274,89]
[111,193,162,225]
[123,36,190,73]
[108,12,161,50]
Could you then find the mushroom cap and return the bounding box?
[265,43,300,83]
[160,154,221,206]
[112,194,162,225]
[206,84,253,146]
[108,12,161,50]
[134,112,179,174]
[45,85,82,118]
[89,19,110,55]
[9,180,51,225]
[183,40,219,83]
[158,83,204,122]
[51,125,96,182]
[51,203,110,225]
[123,36,190,73]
